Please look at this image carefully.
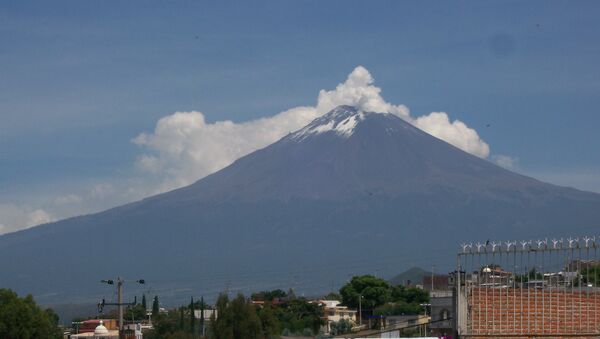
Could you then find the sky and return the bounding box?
[1,1,600,234]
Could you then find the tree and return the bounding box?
[251,289,287,302]
[211,294,233,339]
[152,295,160,317]
[125,303,147,321]
[340,275,391,309]
[145,308,192,339]
[256,303,280,338]
[0,288,62,339]
[391,285,429,304]
[190,297,195,334]
[180,307,185,330]
[274,298,323,336]
[582,267,600,286]
[370,285,430,316]
[323,292,341,300]
[199,296,205,337]
[211,293,264,339]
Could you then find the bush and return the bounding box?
[329,318,353,335]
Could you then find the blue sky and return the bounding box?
[1,1,600,233]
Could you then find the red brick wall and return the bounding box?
[468,287,600,336]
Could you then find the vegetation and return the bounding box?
[329,318,352,335]
[340,275,391,309]
[144,306,196,339]
[373,301,423,316]
[251,289,287,301]
[0,288,62,339]
[152,295,160,317]
[190,297,196,334]
[125,303,147,321]
[574,266,600,287]
[374,285,429,316]
[211,294,264,339]
[514,268,544,283]
[340,275,429,317]
[138,276,430,337]
[323,292,341,300]
[391,285,429,304]
[272,297,323,335]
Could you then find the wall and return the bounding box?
[468,287,600,336]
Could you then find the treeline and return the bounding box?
[146,290,322,339]
[339,275,429,316]
[0,274,428,338]
[147,274,429,338]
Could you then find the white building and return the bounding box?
[69,321,143,339]
[318,300,357,333]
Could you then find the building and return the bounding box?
[423,275,452,292]
[69,321,143,339]
[455,238,600,338]
[72,319,118,334]
[69,320,119,339]
[193,308,218,319]
[428,290,453,336]
[317,300,357,333]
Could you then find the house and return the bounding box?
[316,300,357,333]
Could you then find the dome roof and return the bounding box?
[94,320,109,335]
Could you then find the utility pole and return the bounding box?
[431,265,435,292]
[358,295,362,327]
[101,277,145,333]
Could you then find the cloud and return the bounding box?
[0,204,54,235]
[414,113,489,158]
[134,66,490,192]
[492,154,519,170]
[133,106,320,192]
[0,178,156,235]
[90,183,116,199]
[54,194,83,205]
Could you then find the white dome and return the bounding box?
[94,320,109,335]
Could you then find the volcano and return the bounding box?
[2,105,599,306]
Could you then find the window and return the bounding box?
[441,309,449,320]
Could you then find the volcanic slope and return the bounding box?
[2,105,599,304]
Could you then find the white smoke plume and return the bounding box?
[134,66,490,192]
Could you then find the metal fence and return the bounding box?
[456,236,600,338]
